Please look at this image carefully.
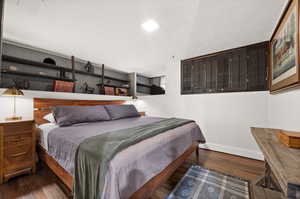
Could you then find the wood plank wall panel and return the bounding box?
[181,41,269,94]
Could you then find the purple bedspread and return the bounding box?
[47,116,205,199]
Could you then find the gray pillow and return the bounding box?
[104,105,140,120]
[52,105,111,127]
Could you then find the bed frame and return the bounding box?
[34,98,200,199]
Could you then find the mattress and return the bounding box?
[40,116,204,199]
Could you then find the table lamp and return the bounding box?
[2,88,24,121]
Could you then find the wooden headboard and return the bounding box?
[34,98,125,125]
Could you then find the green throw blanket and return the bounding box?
[74,118,194,199]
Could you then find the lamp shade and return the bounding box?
[2,88,24,96]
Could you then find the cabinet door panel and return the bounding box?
[217,55,229,92]
[223,55,230,91]
[192,60,206,93]
[247,46,259,90]
[247,43,268,91]
[181,61,193,94]
[205,59,212,92]
[257,45,267,90]
[229,52,240,91]
[239,49,248,90]
[211,58,218,92]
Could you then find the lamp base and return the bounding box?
[5,116,22,121]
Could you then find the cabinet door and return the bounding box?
[181,61,193,94]
[210,58,218,92]
[239,48,248,90]
[192,60,207,93]
[217,54,229,92]
[205,58,218,93]
[257,44,268,90]
[246,43,268,91]
[228,49,248,92]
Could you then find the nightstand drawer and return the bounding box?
[4,134,32,146]
[4,143,32,156]
[3,122,33,136]
[4,148,32,173]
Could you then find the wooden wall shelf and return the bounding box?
[75,69,129,83]
[3,55,71,72]
[137,83,152,88]
[1,70,75,82]
[2,55,129,84]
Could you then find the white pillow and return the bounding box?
[43,113,56,123]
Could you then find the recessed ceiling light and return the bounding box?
[141,20,159,32]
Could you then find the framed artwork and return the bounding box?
[270,0,300,92]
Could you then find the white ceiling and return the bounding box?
[3,0,287,76]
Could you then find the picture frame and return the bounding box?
[270,0,300,92]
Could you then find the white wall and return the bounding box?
[0,95,33,121]
[138,60,268,160]
[268,89,300,131]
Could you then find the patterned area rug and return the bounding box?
[166,165,250,199]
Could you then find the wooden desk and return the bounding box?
[251,128,300,199]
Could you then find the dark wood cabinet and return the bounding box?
[181,41,269,94]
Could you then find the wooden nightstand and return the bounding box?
[0,119,36,184]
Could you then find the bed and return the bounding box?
[34,98,205,199]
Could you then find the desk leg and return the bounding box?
[259,162,282,192]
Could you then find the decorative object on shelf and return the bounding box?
[59,68,67,78]
[115,88,128,96]
[121,84,130,88]
[53,80,74,92]
[270,0,300,92]
[84,61,95,73]
[8,65,18,71]
[150,85,165,95]
[106,80,111,84]
[43,57,56,65]
[39,71,46,76]
[1,88,24,121]
[81,82,95,94]
[278,129,300,148]
[104,86,115,95]
[13,79,30,89]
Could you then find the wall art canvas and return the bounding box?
[270,0,300,92]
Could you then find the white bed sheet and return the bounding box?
[38,123,59,151]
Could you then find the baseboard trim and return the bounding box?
[199,143,264,161]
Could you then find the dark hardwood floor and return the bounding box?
[0,149,265,199]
